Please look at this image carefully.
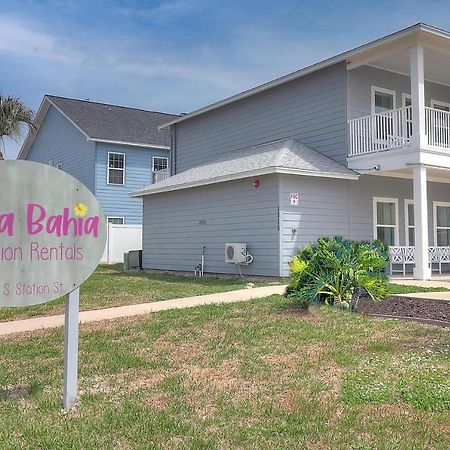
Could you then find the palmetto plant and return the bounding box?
[0,94,35,160]
[288,237,389,310]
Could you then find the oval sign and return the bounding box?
[0,160,106,307]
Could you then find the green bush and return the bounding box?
[287,237,389,310]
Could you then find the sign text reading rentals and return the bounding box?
[0,160,106,306]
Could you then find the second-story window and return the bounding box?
[107,152,125,185]
[152,157,168,172]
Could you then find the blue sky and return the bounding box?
[2,0,450,158]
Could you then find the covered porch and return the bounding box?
[373,165,450,280]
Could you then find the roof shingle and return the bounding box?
[47,95,177,147]
[132,139,357,196]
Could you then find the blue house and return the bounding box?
[19,95,177,224]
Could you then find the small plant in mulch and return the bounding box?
[286,237,389,311]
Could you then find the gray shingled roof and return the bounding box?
[132,139,357,196]
[47,96,177,147]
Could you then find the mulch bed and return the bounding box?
[357,295,450,327]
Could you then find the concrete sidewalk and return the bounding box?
[0,285,287,337]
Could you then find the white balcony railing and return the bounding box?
[425,106,450,148]
[152,169,170,183]
[348,106,412,156]
[349,106,450,156]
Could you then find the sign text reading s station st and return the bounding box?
[0,160,107,307]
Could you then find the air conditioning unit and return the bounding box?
[225,243,247,264]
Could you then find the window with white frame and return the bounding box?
[405,199,415,246]
[107,217,125,225]
[371,86,396,141]
[152,156,168,172]
[373,197,398,246]
[402,94,412,138]
[107,152,125,185]
[434,202,450,246]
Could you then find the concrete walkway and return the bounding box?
[389,277,450,289]
[0,285,287,337]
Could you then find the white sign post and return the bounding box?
[0,160,106,409]
[63,288,80,409]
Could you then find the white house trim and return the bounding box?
[90,138,170,150]
[372,196,399,245]
[433,201,450,245]
[107,152,126,186]
[404,199,414,245]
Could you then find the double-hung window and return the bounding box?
[405,199,415,246]
[373,197,399,246]
[152,157,169,172]
[371,86,396,142]
[107,152,125,185]
[434,202,450,245]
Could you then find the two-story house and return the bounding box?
[19,95,176,224]
[133,23,450,280]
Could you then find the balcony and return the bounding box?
[348,106,450,156]
[152,169,170,183]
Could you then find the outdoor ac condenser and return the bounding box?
[224,243,247,264]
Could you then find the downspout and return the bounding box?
[170,124,177,176]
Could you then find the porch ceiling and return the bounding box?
[369,47,450,86]
[347,30,450,87]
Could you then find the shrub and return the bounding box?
[287,237,389,310]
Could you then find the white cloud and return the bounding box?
[0,15,82,63]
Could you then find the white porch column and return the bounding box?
[413,165,431,280]
[410,44,426,148]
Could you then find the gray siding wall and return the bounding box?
[142,175,280,276]
[26,105,96,192]
[174,62,348,170]
[280,173,450,275]
[347,65,450,120]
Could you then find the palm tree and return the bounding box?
[0,94,36,160]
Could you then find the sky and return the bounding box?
[2,0,450,158]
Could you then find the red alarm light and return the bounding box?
[253,179,260,188]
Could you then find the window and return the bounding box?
[431,100,450,112]
[430,100,450,147]
[152,156,169,172]
[372,87,396,114]
[373,197,399,246]
[107,152,125,185]
[107,217,125,225]
[434,202,450,246]
[371,86,396,141]
[402,94,412,138]
[405,199,415,246]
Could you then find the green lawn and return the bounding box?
[1,265,448,323]
[0,264,268,322]
[387,283,450,295]
[0,296,448,449]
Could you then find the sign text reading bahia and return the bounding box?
[0,160,107,307]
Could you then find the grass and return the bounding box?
[1,265,448,323]
[0,296,448,449]
[0,264,268,322]
[387,283,450,295]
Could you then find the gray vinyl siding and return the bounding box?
[142,175,280,276]
[280,173,450,275]
[347,65,450,120]
[26,105,96,192]
[174,62,348,171]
